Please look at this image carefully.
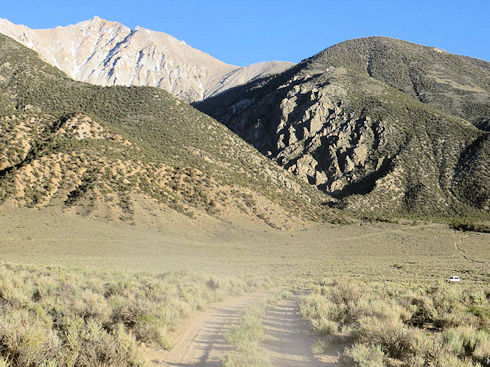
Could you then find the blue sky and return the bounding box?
[2,0,489,66]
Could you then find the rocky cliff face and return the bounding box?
[0,17,293,101]
[196,39,489,216]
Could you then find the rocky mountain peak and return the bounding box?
[0,17,293,101]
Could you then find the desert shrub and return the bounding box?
[341,343,384,367]
[299,294,339,334]
[407,330,447,366]
[312,317,339,335]
[301,279,489,366]
[443,326,490,364]
[222,302,270,367]
[354,316,414,359]
[59,318,143,367]
[431,354,482,367]
[311,339,332,354]
[300,280,412,336]
[450,220,490,233]
[408,295,438,327]
[0,263,256,366]
[222,352,271,367]
[438,307,481,330]
[330,280,363,324]
[226,304,265,350]
[0,310,60,366]
[70,288,112,322]
[473,339,490,363]
[355,297,411,324]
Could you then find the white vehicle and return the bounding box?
[446,276,461,283]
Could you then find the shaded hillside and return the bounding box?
[196,38,489,217]
[0,34,335,227]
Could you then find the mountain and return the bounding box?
[305,37,490,131]
[0,17,293,102]
[195,37,490,218]
[0,33,334,228]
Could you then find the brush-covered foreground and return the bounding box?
[0,263,269,366]
[0,209,488,366]
[300,279,490,366]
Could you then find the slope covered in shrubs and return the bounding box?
[0,33,336,227]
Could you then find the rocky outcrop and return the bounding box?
[199,70,398,200]
[0,17,293,101]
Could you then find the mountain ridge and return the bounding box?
[1,29,488,222]
[0,17,293,102]
[304,36,490,130]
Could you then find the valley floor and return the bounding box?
[0,207,488,283]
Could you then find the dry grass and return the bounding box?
[0,208,488,283]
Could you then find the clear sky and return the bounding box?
[2,0,489,66]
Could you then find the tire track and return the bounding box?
[262,296,330,366]
[453,234,486,264]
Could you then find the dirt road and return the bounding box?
[150,291,335,367]
[152,290,274,366]
[454,234,486,264]
[262,297,327,367]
